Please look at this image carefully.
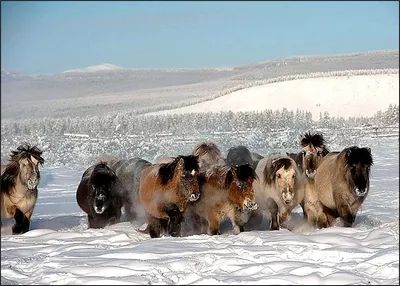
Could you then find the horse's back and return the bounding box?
[314,152,340,208]
[96,155,120,166]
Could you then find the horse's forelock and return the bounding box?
[264,157,294,185]
[345,146,373,167]
[180,155,199,173]
[90,163,117,186]
[300,132,326,148]
[10,143,44,165]
[235,164,257,182]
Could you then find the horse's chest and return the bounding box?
[2,190,37,217]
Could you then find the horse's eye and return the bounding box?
[301,151,306,156]
[181,174,186,178]
[317,151,323,156]
[292,174,296,178]
[276,174,281,178]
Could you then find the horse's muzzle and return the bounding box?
[189,193,200,202]
[27,178,39,190]
[354,187,368,197]
[245,201,258,210]
[305,169,316,179]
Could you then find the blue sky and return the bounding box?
[1,1,399,74]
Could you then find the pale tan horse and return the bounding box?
[192,141,225,172]
[287,131,330,218]
[1,143,44,234]
[306,146,373,228]
[251,153,305,230]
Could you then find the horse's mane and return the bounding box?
[193,141,223,159]
[9,143,45,165]
[158,155,199,185]
[344,146,373,167]
[1,161,19,194]
[90,162,117,186]
[264,157,295,185]
[204,164,257,189]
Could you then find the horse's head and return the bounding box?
[10,143,44,190]
[300,132,329,179]
[226,164,258,210]
[344,146,373,198]
[90,163,117,214]
[177,155,201,202]
[192,141,225,171]
[266,157,297,205]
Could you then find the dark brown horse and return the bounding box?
[76,162,127,228]
[1,143,44,234]
[287,131,330,218]
[139,155,201,238]
[307,146,373,228]
[192,141,225,172]
[187,164,258,235]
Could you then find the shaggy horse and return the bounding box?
[226,145,259,170]
[76,162,126,228]
[192,141,225,172]
[286,131,330,218]
[139,155,201,238]
[250,153,304,230]
[107,157,153,224]
[1,143,44,234]
[306,146,373,228]
[187,164,258,235]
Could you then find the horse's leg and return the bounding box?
[244,209,264,230]
[337,204,355,227]
[148,215,162,238]
[266,198,279,230]
[12,209,30,234]
[164,203,183,237]
[279,207,292,229]
[207,215,220,235]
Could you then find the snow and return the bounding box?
[148,74,399,121]
[1,138,399,285]
[62,64,123,74]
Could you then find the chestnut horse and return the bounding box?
[192,141,225,172]
[286,131,330,218]
[76,162,127,228]
[139,155,200,238]
[187,164,258,235]
[1,143,44,234]
[250,153,304,230]
[307,146,373,228]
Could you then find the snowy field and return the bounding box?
[149,74,399,120]
[1,137,399,285]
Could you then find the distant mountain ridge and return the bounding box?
[1,49,399,121]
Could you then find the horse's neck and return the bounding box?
[9,176,30,198]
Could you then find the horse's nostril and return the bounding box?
[189,193,200,201]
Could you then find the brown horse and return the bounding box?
[307,146,373,228]
[251,153,304,230]
[192,141,225,172]
[139,155,201,238]
[187,164,258,235]
[1,143,44,234]
[287,131,330,218]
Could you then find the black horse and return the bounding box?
[226,145,261,170]
[76,162,126,228]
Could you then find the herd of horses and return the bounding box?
[1,131,374,238]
